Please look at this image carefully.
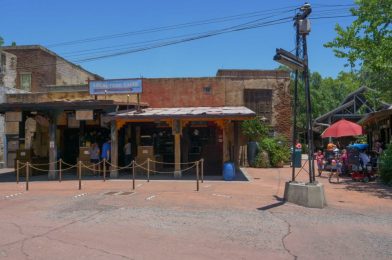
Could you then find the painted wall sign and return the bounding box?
[89,79,142,94]
[76,110,94,121]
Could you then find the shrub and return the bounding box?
[379,144,392,186]
[241,119,269,141]
[258,136,291,168]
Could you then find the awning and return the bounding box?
[112,106,256,121]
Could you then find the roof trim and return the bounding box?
[112,106,256,120]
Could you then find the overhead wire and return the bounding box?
[12,7,355,71]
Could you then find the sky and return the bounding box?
[0,0,356,79]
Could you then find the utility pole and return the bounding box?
[296,3,315,184]
[276,3,326,208]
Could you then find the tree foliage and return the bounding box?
[0,36,3,46]
[295,71,360,134]
[324,0,392,100]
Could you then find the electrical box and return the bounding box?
[299,19,311,34]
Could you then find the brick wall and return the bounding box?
[141,78,226,107]
[4,48,56,92]
[141,72,292,139]
[55,57,99,85]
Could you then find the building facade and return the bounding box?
[0,45,292,178]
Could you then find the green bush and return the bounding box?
[241,119,269,141]
[254,150,270,168]
[258,136,291,168]
[379,144,392,186]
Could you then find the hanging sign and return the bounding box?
[89,79,142,94]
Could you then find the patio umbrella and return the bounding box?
[321,119,363,138]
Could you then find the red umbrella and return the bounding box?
[321,119,363,138]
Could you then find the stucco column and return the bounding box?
[110,120,118,178]
[48,113,58,180]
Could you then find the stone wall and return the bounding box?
[1,51,17,88]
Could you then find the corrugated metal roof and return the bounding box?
[113,106,256,120]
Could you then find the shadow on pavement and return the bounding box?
[257,195,286,211]
[343,181,392,200]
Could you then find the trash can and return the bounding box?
[293,149,302,167]
[223,162,235,181]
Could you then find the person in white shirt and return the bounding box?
[359,149,370,167]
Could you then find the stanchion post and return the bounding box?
[196,161,199,192]
[16,160,19,184]
[26,162,29,191]
[59,159,62,182]
[147,158,150,182]
[132,160,135,190]
[201,158,204,183]
[103,158,106,182]
[78,161,82,190]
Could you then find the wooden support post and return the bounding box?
[147,158,150,182]
[110,120,119,178]
[196,161,199,192]
[174,133,181,178]
[59,159,62,182]
[16,160,19,184]
[103,158,106,181]
[78,161,82,190]
[26,162,29,191]
[48,113,58,180]
[201,159,204,183]
[132,160,135,190]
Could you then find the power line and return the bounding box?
[13,13,354,71]
[47,6,299,48]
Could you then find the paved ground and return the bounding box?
[0,163,391,260]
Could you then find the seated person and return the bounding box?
[359,149,370,168]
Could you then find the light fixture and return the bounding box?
[273,48,305,72]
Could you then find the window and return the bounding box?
[244,89,273,123]
[20,73,31,91]
[203,86,212,95]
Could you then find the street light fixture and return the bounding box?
[273,48,305,72]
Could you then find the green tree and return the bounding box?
[324,0,392,101]
[0,36,4,46]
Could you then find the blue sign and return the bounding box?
[89,79,142,94]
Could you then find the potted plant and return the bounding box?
[241,119,269,167]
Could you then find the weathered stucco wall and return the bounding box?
[55,58,98,85]
[1,51,17,88]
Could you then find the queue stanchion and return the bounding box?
[103,158,106,182]
[132,160,135,190]
[196,161,199,192]
[26,162,30,191]
[201,159,204,183]
[59,159,62,182]
[16,160,19,184]
[147,158,150,182]
[78,161,82,190]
